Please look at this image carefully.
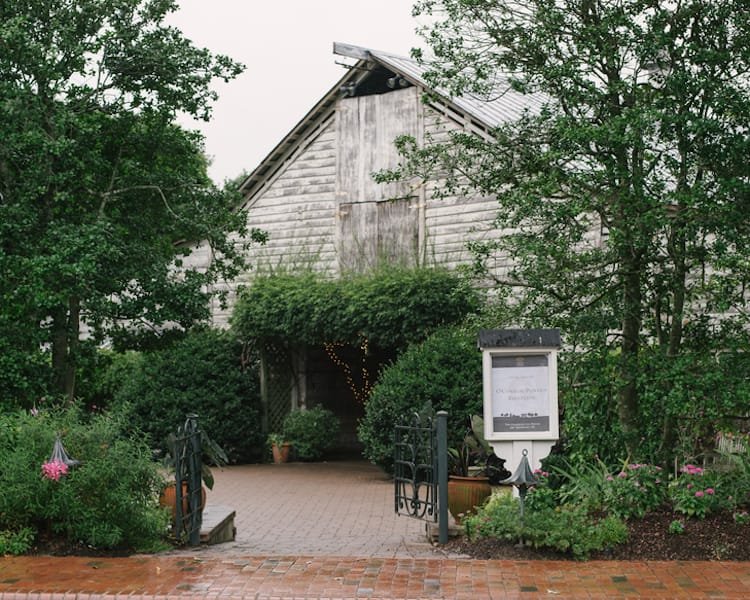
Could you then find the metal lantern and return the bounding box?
[500,449,536,518]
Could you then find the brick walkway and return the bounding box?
[2,554,750,598]
[2,461,750,598]
[195,461,438,557]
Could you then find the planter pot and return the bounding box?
[159,481,206,519]
[272,442,292,464]
[447,475,492,524]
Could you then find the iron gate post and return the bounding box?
[185,414,202,546]
[436,411,448,544]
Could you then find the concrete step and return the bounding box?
[200,504,236,545]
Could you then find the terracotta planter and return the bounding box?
[447,475,492,524]
[159,481,206,518]
[272,442,292,464]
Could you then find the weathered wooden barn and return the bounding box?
[185,43,548,451]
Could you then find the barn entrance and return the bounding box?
[259,342,394,457]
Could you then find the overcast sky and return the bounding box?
[169,1,426,185]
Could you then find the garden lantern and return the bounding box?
[501,449,536,519]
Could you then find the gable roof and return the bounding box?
[238,42,545,203]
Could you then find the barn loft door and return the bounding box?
[336,87,420,272]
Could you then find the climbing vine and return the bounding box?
[231,265,480,352]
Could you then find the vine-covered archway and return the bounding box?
[231,265,481,453]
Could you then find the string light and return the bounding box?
[324,338,373,404]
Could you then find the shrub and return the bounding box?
[282,406,340,461]
[111,328,262,463]
[0,406,168,552]
[464,493,628,560]
[670,464,726,518]
[602,463,668,519]
[358,326,483,472]
[0,527,34,555]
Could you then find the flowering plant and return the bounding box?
[525,468,557,512]
[670,464,724,518]
[41,459,68,482]
[602,463,667,519]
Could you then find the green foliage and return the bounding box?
[524,471,557,513]
[602,463,669,520]
[0,527,34,555]
[0,0,251,402]
[111,328,262,463]
[465,493,628,560]
[405,0,750,463]
[668,520,685,535]
[282,406,340,461]
[560,343,750,465]
[0,343,51,410]
[524,507,628,560]
[358,326,483,471]
[0,406,168,552]
[231,266,480,352]
[669,464,726,519]
[464,493,522,543]
[539,456,612,514]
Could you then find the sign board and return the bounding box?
[479,329,560,443]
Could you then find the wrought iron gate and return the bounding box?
[173,414,203,545]
[394,410,448,543]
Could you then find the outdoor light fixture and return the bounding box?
[501,449,536,518]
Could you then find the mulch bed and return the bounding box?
[444,509,750,561]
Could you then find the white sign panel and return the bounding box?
[491,355,550,433]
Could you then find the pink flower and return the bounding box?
[687,483,693,489]
[606,475,614,482]
[695,490,704,498]
[41,460,68,482]
[705,488,715,495]
[618,471,627,478]
[681,464,704,476]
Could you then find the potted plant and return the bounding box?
[267,432,292,463]
[447,415,509,523]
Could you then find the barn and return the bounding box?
[185,42,547,452]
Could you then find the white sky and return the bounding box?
[170,1,425,185]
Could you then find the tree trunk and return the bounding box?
[659,223,688,467]
[619,253,643,457]
[51,296,80,401]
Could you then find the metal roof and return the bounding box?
[368,47,547,129]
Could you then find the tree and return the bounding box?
[394,0,750,461]
[0,0,256,405]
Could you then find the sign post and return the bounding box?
[479,329,561,472]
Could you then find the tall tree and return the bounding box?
[396,0,750,460]
[0,0,253,404]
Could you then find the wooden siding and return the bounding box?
[181,87,519,328]
[336,87,421,271]
[420,105,510,275]
[182,119,339,328]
